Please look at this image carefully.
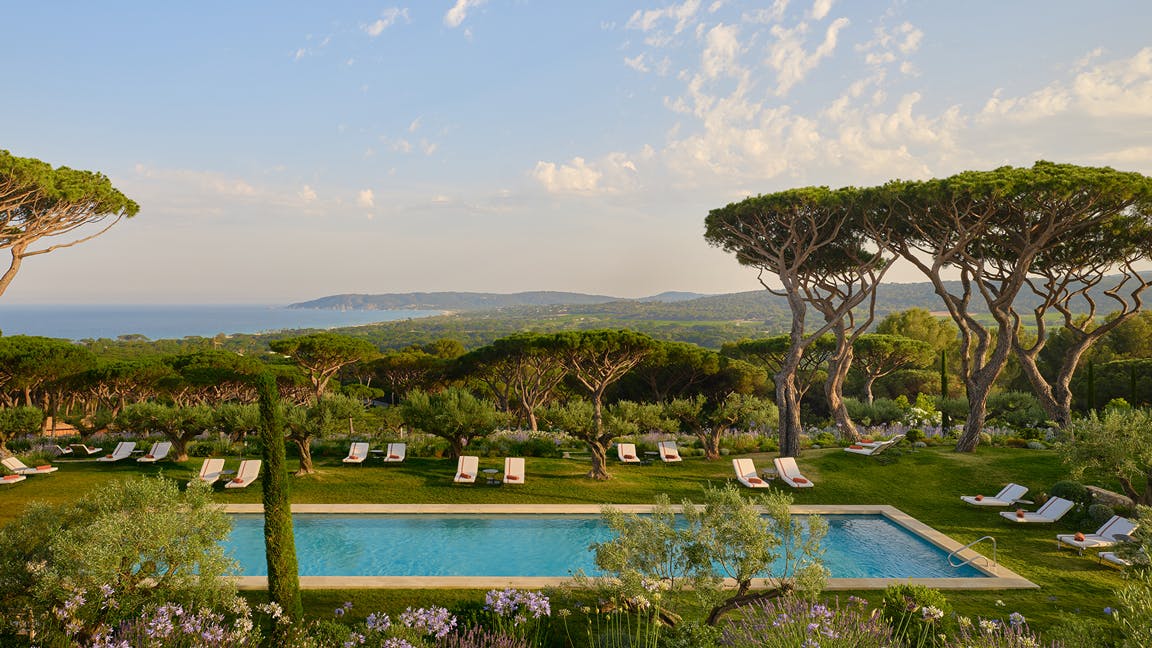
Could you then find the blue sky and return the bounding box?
[3,1,1151,304]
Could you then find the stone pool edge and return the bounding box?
[222,503,1037,591]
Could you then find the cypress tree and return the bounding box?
[939,351,950,433]
[255,372,302,622]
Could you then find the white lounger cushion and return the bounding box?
[504,457,525,484]
[224,460,262,489]
[137,442,171,463]
[658,441,682,462]
[774,456,814,488]
[617,443,640,463]
[733,458,768,488]
[455,456,478,483]
[383,443,406,462]
[343,442,370,464]
[2,457,58,475]
[961,483,1028,506]
[190,458,226,486]
[97,441,136,462]
[999,497,1074,523]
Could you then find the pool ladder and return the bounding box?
[947,535,998,573]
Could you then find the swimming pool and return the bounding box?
[226,512,983,579]
[220,504,1036,589]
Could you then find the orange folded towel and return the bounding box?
[507,475,520,481]
[793,477,809,484]
[348,455,359,460]
[1074,532,1086,542]
[975,495,984,501]
[144,455,155,459]
[232,478,245,484]
[460,473,472,480]
[37,465,52,470]
[388,454,401,459]
[623,454,636,460]
[747,477,763,484]
[849,444,863,449]
[1016,509,1025,518]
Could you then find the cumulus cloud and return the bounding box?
[299,185,317,203]
[531,154,639,194]
[133,164,259,197]
[767,16,849,95]
[357,189,375,208]
[810,0,834,21]
[364,8,410,37]
[445,0,487,28]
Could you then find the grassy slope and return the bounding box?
[0,446,1124,634]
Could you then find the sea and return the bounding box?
[0,304,441,341]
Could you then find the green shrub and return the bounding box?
[660,621,721,648]
[882,584,949,647]
[1049,480,1091,506]
[813,431,837,447]
[845,398,905,426]
[1088,503,1116,525]
[906,428,925,444]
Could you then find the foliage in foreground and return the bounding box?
[0,476,235,644]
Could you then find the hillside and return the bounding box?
[289,291,623,310]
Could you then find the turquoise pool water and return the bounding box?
[223,514,986,579]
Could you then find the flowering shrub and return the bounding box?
[483,588,551,643]
[881,584,950,647]
[943,613,1064,647]
[720,596,895,648]
[400,606,457,639]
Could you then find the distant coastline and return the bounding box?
[0,304,441,341]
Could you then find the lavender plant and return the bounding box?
[483,588,552,645]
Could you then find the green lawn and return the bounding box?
[0,445,1126,635]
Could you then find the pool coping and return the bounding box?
[222,504,1037,591]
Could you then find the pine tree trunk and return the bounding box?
[586,440,611,480]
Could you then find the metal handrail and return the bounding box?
[948,535,997,573]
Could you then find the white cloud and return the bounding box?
[299,185,317,203]
[532,157,603,193]
[445,0,487,28]
[357,189,375,208]
[810,0,834,21]
[133,164,259,198]
[767,16,849,95]
[625,54,650,73]
[408,117,422,132]
[364,8,410,37]
[627,0,702,34]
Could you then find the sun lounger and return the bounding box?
[2,457,58,475]
[961,483,1028,506]
[382,443,406,462]
[137,441,171,463]
[657,441,682,462]
[224,460,262,489]
[844,434,905,456]
[47,444,73,456]
[774,456,814,488]
[503,457,525,484]
[1099,551,1133,568]
[454,455,478,483]
[1057,515,1139,554]
[70,443,103,456]
[189,458,226,486]
[999,497,1074,523]
[617,443,641,463]
[1,474,26,486]
[733,458,769,488]
[96,442,136,462]
[343,442,370,464]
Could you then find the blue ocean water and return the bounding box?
[0,304,440,340]
[224,513,986,579]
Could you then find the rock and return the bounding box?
[914,441,928,448]
[1085,485,1134,510]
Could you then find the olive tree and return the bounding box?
[1062,408,1152,505]
[594,484,826,627]
[283,393,366,475]
[401,386,508,458]
[0,476,235,643]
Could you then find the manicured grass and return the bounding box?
[0,445,1128,635]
